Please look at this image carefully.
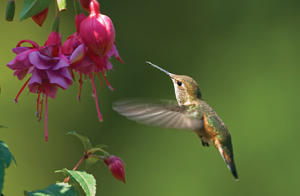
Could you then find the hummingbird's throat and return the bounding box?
[173,82,192,106]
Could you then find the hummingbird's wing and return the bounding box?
[113,99,203,131]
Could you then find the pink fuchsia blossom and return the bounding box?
[7,32,72,141]
[79,0,115,57]
[62,12,123,122]
[104,155,126,183]
[32,8,49,27]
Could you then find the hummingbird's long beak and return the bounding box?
[146,61,173,78]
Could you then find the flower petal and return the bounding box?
[29,51,52,70]
[46,69,71,89]
[52,55,70,70]
[70,44,86,64]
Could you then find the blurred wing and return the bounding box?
[113,99,203,131]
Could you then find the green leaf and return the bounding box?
[20,0,51,21]
[0,141,16,168]
[0,162,4,195]
[56,169,96,196]
[56,0,67,12]
[87,147,106,155]
[0,126,7,129]
[0,141,16,195]
[67,131,92,151]
[24,182,78,196]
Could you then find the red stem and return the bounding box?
[64,155,87,183]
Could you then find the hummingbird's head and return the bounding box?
[147,61,202,106]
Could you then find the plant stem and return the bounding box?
[64,154,87,183]
[72,155,86,171]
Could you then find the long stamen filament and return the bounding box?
[36,92,41,116]
[45,95,48,142]
[15,77,31,103]
[101,71,114,91]
[89,73,103,122]
[96,73,103,88]
[78,73,83,101]
[39,96,44,122]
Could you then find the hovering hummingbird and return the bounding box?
[113,61,238,180]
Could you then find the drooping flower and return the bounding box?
[62,7,123,122]
[32,8,49,27]
[7,32,72,141]
[104,155,126,183]
[80,0,115,57]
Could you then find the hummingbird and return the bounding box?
[113,61,238,180]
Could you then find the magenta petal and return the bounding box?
[15,49,32,62]
[44,32,61,46]
[52,55,69,70]
[29,69,43,86]
[106,60,113,70]
[70,44,86,64]
[60,68,73,82]
[27,66,35,74]
[14,69,29,80]
[73,55,96,74]
[44,84,58,98]
[12,47,30,54]
[46,70,70,89]
[29,51,51,70]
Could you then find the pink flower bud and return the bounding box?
[104,155,126,183]
[75,13,86,33]
[32,8,48,27]
[79,0,115,57]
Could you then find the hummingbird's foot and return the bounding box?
[200,137,210,147]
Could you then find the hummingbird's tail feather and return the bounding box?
[214,139,239,180]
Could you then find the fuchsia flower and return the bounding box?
[7,32,72,141]
[62,0,123,122]
[80,0,115,57]
[104,155,126,183]
[7,0,123,141]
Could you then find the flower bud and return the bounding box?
[104,155,126,183]
[5,0,15,22]
[75,13,86,33]
[32,8,49,27]
[79,0,115,57]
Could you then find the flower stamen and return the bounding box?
[78,73,83,101]
[36,91,41,117]
[96,72,103,88]
[45,95,48,142]
[89,73,103,122]
[39,96,44,122]
[101,71,114,91]
[15,77,31,103]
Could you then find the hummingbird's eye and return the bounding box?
[177,81,182,86]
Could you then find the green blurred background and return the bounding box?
[1,0,300,195]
